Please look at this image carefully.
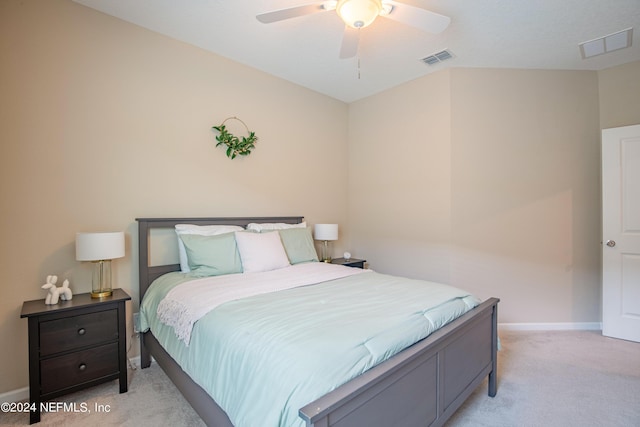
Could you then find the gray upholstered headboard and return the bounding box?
[135,217,304,300]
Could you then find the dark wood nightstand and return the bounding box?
[20,288,131,424]
[329,257,366,269]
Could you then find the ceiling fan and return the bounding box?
[256,0,451,59]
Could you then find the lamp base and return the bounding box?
[321,240,333,263]
[91,260,113,298]
[91,290,112,299]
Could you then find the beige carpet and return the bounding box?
[445,330,640,427]
[0,362,205,427]
[2,330,639,427]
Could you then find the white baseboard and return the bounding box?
[499,322,602,331]
[0,386,28,404]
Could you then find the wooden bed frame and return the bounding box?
[136,216,500,427]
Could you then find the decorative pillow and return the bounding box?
[246,221,306,232]
[178,233,242,277]
[175,224,244,272]
[278,227,319,264]
[234,231,290,273]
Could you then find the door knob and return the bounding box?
[606,240,616,247]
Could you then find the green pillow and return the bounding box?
[278,227,319,264]
[178,232,242,277]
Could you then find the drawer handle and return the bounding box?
[77,328,86,336]
[78,363,87,371]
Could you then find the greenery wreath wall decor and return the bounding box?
[212,117,258,159]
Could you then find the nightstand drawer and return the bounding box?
[40,342,119,394]
[40,310,118,356]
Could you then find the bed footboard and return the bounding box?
[299,297,499,427]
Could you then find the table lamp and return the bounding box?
[314,224,338,262]
[76,231,125,298]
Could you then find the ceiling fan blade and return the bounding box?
[339,26,360,59]
[383,1,451,33]
[256,2,328,24]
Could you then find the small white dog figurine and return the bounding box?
[42,275,60,305]
[42,275,73,305]
[59,279,73,301]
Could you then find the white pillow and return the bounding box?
[246,221,306,232]
[175,224,244,272]
[234,231,290,273]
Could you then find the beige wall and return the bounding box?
[0,0,348,393]
[349,68,602,324]
[598,60,640,129]
[348,70,453,283]
[449,69,601,323]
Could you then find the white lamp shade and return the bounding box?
[314,224,339,241]
[76,232,125,261]
[336,0,382,28]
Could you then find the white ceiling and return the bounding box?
[73,0,640,103]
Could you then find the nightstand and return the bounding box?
[20,288,131,424]
[330,257,366,269]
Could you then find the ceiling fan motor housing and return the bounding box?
[336,0,383,29]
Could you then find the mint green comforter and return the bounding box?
[140,269,479,427]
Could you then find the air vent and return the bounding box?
[579,28,633,59]
[421,49,454,66]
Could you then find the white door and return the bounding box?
[602,124,640,342]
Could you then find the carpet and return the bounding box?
[0,362,205,427]
[444,330,640,427]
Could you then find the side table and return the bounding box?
[20,288,131,423]
[330,257,366,269]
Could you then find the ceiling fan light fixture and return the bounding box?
[322,1,338,11]
[336,0,382,29]
[379,3,393,16]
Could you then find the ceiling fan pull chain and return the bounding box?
[357,27,361,79]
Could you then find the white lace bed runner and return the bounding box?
[157,262,369,345]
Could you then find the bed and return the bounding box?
[136,216,499,427]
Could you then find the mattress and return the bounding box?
[140,262,479,427]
